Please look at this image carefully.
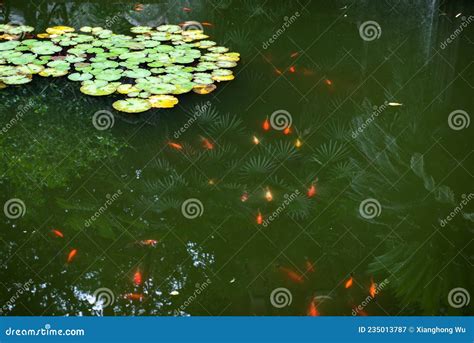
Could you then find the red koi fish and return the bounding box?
[183,7,191,12]
[168,142,183,150]
[263,117,270,131]
[279,266,304,284]
[134,270,142,286]
[124,293,144,301]
[307,297,320,316]
[52,229,64,238]
[325,79,333,86]
[345,276,353,289]
[289,66,296,73]
[256,211,263,225]
[283,126,292,135]
[139,239,158,247]
[201,137,214,150]
[201,22,213,27]
[307,184,316,198]
[369,278,377,298]
[67,249,77,263]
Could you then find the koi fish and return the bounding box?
[124,293,144,301]
[289,66,296,73]
[241,191,249,202]
[263,118,270,131]
[256,211,263,225]
[201,137,214,150]
[307,297,320,316]
[455,12,462,18]
[265,187,273,202]
[369,278,377,298]
[279,266,304,283]
[283,126,291,135]
[52,229,64,238]
[324,79,333,86]
[274,68,283,75]
[345,276,353,289]
[252,136,260,145]
[183,7,192,12]
[168,142,183,150]
[295,138,302,148]
[134,270,142,286]
[139,239,158,247]
[290,52,299,58]
[307,184,316,198]
[305,259,315,273]
[388,102,403,107]
[134,4,144,11]
[201,22,213,27]
[67,249,77,263]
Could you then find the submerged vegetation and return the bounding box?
[0,23,239,112]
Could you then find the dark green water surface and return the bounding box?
[0,0,473,316]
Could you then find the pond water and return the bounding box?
[0,0,473,316]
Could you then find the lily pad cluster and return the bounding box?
[0,24,239,112]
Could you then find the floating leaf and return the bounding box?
[112,98,152,113]
[148,95,179,108]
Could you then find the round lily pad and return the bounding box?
[148,95,179,108]
[112,98,152,113]
[80,81,119,96]
[68,72,93,81]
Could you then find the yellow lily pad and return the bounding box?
[39,68,68,77]
[46,26,75,35]
[36,33,50,39]
[0,81,7,89]
[117,84,139,94]
[148,95,179,108]
[212,74,235,82]
[193,84,216,95]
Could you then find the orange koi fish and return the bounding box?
[290,52,299,58]
[67,249,77,263]
[345,276,353,289]
[139,239,158,247]
[283,126,291,135]
[289,66,296,73]
[307,184,316,198]
[274,68,283,75]
[265,187,273,202]
[201,22,213,27]
[369,278,377,298]
[168,142,183,150]
[279,266,304,284]
[52,229,64,238]
[263,117,270,131]
[325,79,333,86]
[201,137,214,150]
[307,297,320,316]
[124,293,144,301]
[183,7,192,12]
[305,259,315,273]
[134,4,144,11]
[256,211,263,225]
[134,270,142,286]
[295,138,302,148]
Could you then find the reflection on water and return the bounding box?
[0,0,473,316]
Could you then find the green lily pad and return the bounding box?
[80,81,119,96]
[112,98,152,113]
[68,72,93,81]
